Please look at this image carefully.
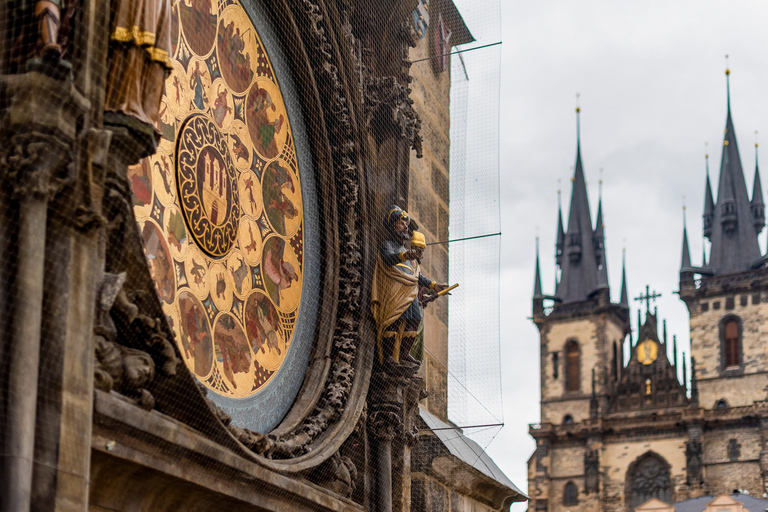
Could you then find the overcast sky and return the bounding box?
[444,1,768,508]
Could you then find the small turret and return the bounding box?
[619,248,629,310]
[680,207,694,289]
[594,191,609,290]
[533,238,544,318]
[751,142,765,233]
[703,154,715,239]
[555,189,565,266]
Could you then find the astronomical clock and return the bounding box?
[127,0,318,432]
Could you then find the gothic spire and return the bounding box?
[555,188,565,267]
[533,237,544,300]
[555,105,602,303]
[619,248,629,309]
[703,153,715,239]
[705,67,762,275]
[594,184,608,289]
[681,210,692,271]
[751,141,765,233]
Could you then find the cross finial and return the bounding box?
[634,285,661,314]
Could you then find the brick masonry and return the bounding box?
[408,25,452,422]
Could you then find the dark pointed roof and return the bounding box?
[751,143,765,233]
[681,221,692,270]
[619,249,629,309]
[752,145,763,207]
[533,238,543,300]
[555,191,565,266]
[594,196,609,289]
[705,70,762,275]
[703,154,715,238]
[555,109,603,303]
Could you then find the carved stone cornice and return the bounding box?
[0,72,88,202]
[363,75,423,157]
[0,132,72,200]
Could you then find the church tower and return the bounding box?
[529,108,631,511]
[678,68,768,495]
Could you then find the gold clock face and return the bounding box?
[637,339,658,365]
[129,0,304,400]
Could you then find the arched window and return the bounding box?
[724,318,740,368]
[565,340,580,392]
[626,452,672,511]
[564,481,578,505]
[563,414,574,425]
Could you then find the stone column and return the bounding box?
[369,370,426,512]
[0,71,89,512]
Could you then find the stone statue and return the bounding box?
[9,0,75,74]
[104,0,173,150]
[370,205,448,367]
[686,439,703,485]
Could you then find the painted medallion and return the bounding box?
[129,0,305,401]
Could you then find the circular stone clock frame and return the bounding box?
[138,0,375,474]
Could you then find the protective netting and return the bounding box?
[0,0,519,510]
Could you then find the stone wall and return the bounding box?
[408,17,452,422]
[411,473,500,512]
[689,292,768,407]
[702,426,763,495]
[539,313,625,424]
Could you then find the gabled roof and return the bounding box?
[674,493,768,512]
[636,498,674,511]
[418,407,527,504]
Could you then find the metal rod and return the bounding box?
[426,232,501,246]
[410,41,503,64]
[419,422,504,432]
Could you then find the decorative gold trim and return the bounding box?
[112,25,156,46]
[111,26,172,68]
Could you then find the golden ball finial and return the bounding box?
[576,107,581,113]
[726,68,730,75]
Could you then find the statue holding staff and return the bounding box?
[371,206,451,367]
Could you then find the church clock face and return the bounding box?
[637,339,658,365]
[128,0,319,432]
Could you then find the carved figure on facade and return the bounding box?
[104,0,173,152]
[8,0,75,76]
[371,206,448,368]
[686,439,703,486]
[584,448,600,494]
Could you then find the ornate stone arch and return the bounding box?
[625,451,672,511]
[108,0,379,476]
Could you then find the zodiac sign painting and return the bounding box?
[246,80,287,160]
[177,291,213,378]
[129,0,306,400]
